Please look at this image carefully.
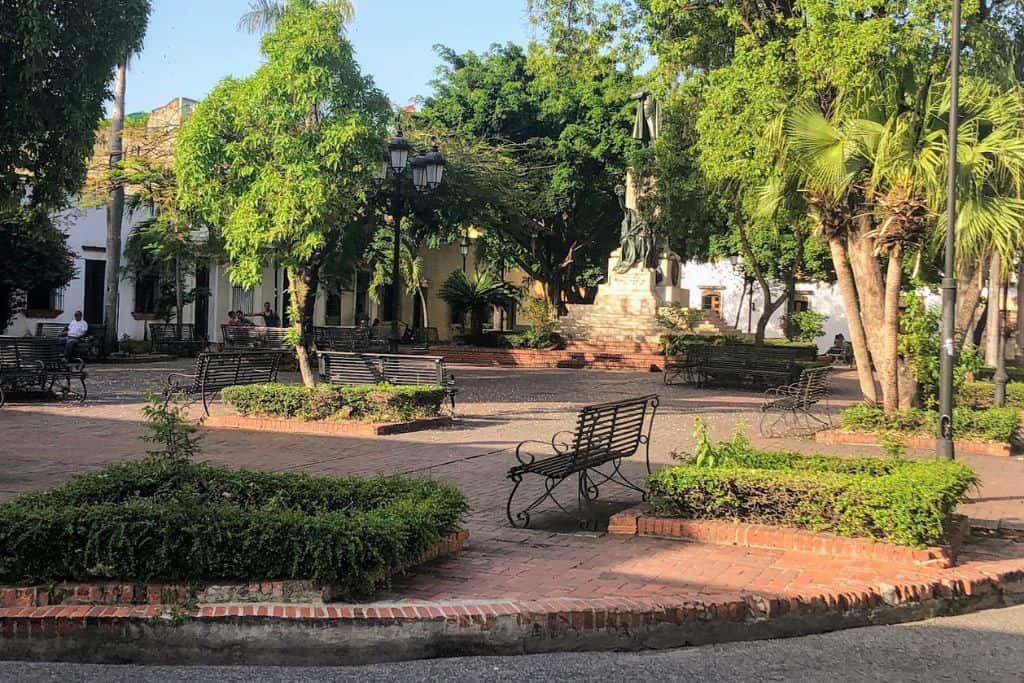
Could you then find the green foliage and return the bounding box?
[417,42,637,305]
[222,383,445,422]
[783,310,827,342]
[958,381,1024,409]
[438,270,520,339]
[507,296,561,349]
[0,211,77,330]
[899,295,984,407]
[656,304,704,333]
[140,393,203,460]
[839,404,1020,444]
[646,456,978,548]
[0,458,468,589]
[684,418,753,468]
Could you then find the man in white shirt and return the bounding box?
[62,311,89,359]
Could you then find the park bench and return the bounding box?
[665,343,803,390]
[759,365,833,437]
[826,341,855,367]
[314,325,371,352]
[369,321,407,351]
[149,322,207,356]
[506,394,659,530]
[165,350,282,415]
[663,344,710,386]
[35,322,107,360]
[411,326,440,352]
[317,350,457,412]
[0,337,87,407]
[221,325,292,351]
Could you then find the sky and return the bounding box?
[119,0,535,115]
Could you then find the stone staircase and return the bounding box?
[559,306,741,345]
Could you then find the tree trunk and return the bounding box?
[955,254,987,349]
[754,284,788,344]
[985,253,1002,365]
[828,238,877,404]
[288,267,317,387]
[847,212,888,400]
[881,246,904,412]
[417,286,429,328]
[1016,257,1024,356]
[103,58,128,351]
[174,255,183,340]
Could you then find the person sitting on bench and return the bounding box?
[60,311,89,360]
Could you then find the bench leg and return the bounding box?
[506,474,574,529]
[587,459,648,500]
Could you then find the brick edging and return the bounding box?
[608,505,964,569]
[2,564,1022,665]
[0,530,469,609]
[202,414,453,436]
[815,429,1012,457]
[434,345,666,372]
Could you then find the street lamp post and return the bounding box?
[375,131,445,353]
[459,232,470,273]
[938,0,961,459]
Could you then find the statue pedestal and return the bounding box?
[559,252,690,344]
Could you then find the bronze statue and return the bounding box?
[613,184,655,274]
[631,91,661,146]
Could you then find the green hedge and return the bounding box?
[0,459,468,591]
[648,449,977,547]
[974,365,1024,383]
[958,381,1024,409]
[221,383,445,422]
[839,404,1019,443]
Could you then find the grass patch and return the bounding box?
[222,382,445,422]
[0,459,468,592]
[652,438,977,548]
[838,404,1019,443]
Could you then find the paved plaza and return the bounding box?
[2,361,1023,606]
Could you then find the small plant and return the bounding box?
[657,303,704,333]
[508,295,562,349]
[692,418,716,467]
[783,310,828,343]
[140,392,202,460]
[878,430,907,459]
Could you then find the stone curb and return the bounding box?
[815,429,1012,457]
[202,414,453,436]
[2,560,1023,665]
[607,505,964,569]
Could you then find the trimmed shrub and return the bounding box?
[974,365,1024,383]
[958,381,1024,409]
[221,382,445,422]
[839,404,1019,443]
[648,446,977,548]
[0,458,468,590]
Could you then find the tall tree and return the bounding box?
[0,0,150,330]
[178,2,389,386]
[417,43,637,310]
[237,0,354,34]
[103,57,129,345]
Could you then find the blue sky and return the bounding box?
[120,0,534,115]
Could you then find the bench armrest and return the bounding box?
[514,429,574,467]
[165,372,195,391]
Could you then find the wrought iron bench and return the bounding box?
[410,326,440,352]
[826,341,854,367]
[314,325,371,352]
[165,351,282,415]
[317,351,457,412]
[149,322,207,356]
[759,365,833,437]
[688,344,799,390]
[221,325,292,351]
[35,322,106,359]
[369,321,407,351]
[0,337,87,407]
[506,395,659,530]
[664,344,710,385]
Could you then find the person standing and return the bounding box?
[262,301,280,327]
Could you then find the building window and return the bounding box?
[231,286,255,315]
[325,291,342,326]
[134,276,159,314]
[793,298,811,312]
[26,285,64,312]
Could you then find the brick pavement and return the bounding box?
[1,360,1023,608]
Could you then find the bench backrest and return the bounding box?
[314,326,370,351]
[413,327,440,345]
[318,351,444,386]
[796,366,831,402]
[221,325,256,345]
[0,337,65,369]
[189,351,282,393]
[150,322,198,341]
[260,327,291,350]
[569,395,658,469]
[34,323,67,338]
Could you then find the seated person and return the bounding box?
[827,333,846,354]
[227,311,240,326]
[60,310,89,360]
[262,302,280,328]
[237,310,255,327]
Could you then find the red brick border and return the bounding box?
[202,414,453,436]
[608,505,965,569]
[0,530,469,609]
[815,429,1012,457]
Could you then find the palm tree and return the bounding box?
[438,270,520,338]
[237,0,353,34]
[102,57,129,351]
[368,227,428,328]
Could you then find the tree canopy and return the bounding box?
[176,2,389,384]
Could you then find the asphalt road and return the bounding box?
[2,605,1022,682]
